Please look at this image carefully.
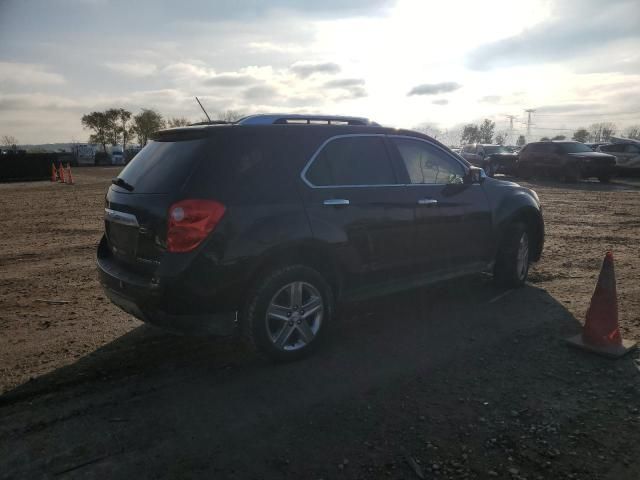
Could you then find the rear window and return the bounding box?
[116,139,206,193]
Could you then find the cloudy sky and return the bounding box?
[0,0,639,144]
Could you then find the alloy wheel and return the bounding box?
[265,281,324,351]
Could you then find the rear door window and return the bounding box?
[117,139,206,193]
[305,136,397,186]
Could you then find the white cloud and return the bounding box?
[104,62,158,77]
[0,62,66,87]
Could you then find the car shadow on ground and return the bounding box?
[1,276,567,405]
[2,275,639,479]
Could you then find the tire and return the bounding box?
[563,163,580,183]
[494,222,530,288]
[517,164,532,180]
[241,265,334,361]
[598,174,611,183]
[485,161,496,177]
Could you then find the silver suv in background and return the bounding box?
[598,141,640,176]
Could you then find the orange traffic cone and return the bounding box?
[66,163,74,185]
[566,252,637,358]
[51,163,57,182]
[58,163,65,183]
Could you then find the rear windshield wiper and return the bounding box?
[111,177,134,191]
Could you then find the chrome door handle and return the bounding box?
[323,199,350,206]
[417,198,438,206]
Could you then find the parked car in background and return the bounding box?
[585,142,609,151]
[98,114,544,360]
[111,147,125,165]
[460,144,518,176]
[517,141,616,183]
[598,141,640,176]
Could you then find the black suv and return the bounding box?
[517,141,616,183]
[98,114,544,360]
[460,144,518,177]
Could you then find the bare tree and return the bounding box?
[624,125,640,140]
[572,128,589,143]
[216,109,245,123]
[495,131,509,145]
[588,122,616,142]
[414,123,442,139]
[2,135,18,148]
[167,117,192,128]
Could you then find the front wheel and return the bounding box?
[563,164,580,183]
[598,174,611,183]
[485,161,496,177]
[494,222,530,288]
[242,265,334,361]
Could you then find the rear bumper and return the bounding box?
[103,285,237,335]
[97,238,237,336]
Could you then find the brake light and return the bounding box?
[167,199,226,253]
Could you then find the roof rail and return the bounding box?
[236,114,379,126]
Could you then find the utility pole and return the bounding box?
[524,109,536,138]
[506,115,516,131]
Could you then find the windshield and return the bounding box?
[559,143,593,153]
[484,145,509,154]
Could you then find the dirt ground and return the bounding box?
[1,167,639,479]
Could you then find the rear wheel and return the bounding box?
[563,163,580,183]
[494,222,530,288]
[517,163,533,180]
[242,265,333,361]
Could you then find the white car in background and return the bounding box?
[111,148,125,165]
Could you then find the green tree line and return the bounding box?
[81,109,245,151]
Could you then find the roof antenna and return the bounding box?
[195,96,211,123]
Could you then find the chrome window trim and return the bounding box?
[300,133,470,189]
[104,208,139,227]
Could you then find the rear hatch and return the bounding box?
[104,129,213,274]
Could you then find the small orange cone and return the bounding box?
[566,252,637,358]
[51,163,57,182]
[58,163,65,183]
[66,163,74,185]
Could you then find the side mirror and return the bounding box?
[464,166,485,184]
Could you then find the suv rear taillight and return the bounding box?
[167,199,226,253]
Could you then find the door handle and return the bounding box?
[417,198,438,206]
[323,198,350,206]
